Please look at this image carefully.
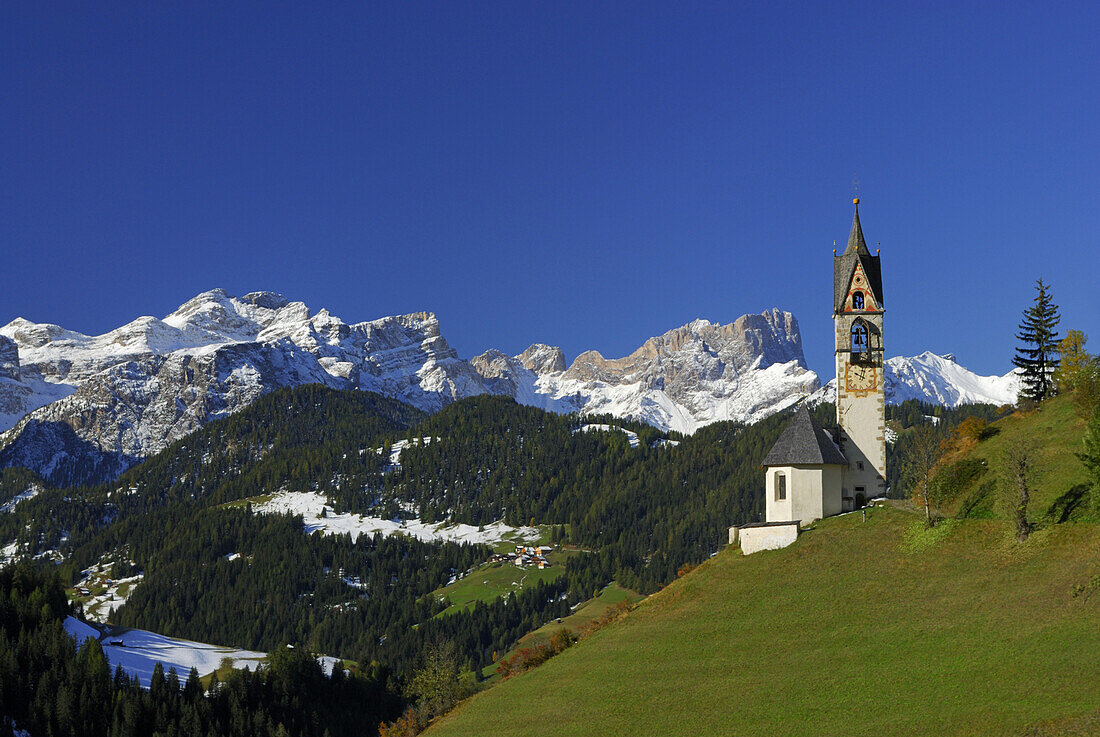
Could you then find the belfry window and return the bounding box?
[852,292,864,310]
[775,472,786,501]
[851,322,869,353]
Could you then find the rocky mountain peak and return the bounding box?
[1,318,86,349]
[240,291,292,311]
[519,344,566,374]
[515,310,819,434]
[0,294,826,484]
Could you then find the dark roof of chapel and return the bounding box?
[762,405,847,467]
[833,206,884,312]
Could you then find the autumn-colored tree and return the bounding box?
[1054,330,1090,393]
[1073,361,1100,419]
[377,708,424,737]
[950,417,992,449]
[1053,331,1100,419]
[496,628,577,680]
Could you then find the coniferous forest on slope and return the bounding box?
[0,385,1003,735]
[0,564,401,737]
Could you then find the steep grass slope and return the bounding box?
[931,394,1093,522]
[427,506,1100,737]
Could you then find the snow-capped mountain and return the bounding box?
[0,291,488,485]
[472,310,819,434]
[810,351,1019,408]
[0,290,818,485]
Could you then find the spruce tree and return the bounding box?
[1013,279,1061,402]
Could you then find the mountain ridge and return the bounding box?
[0,289,1013,485]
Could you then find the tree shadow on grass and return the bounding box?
[1045,483,1093,524]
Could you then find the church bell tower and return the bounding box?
[833,199,886,505]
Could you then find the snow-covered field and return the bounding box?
[64,616,265,687]
[253,491,541,545]
[576,423,641,448]
[62,616,347,688]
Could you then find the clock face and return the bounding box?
[845,364,877,395]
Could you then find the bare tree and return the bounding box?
[903,426,944,528]
[1001,438,1038,542]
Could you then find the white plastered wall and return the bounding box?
[766,464,845,525]
[738,523,799,555]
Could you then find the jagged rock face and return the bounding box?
[469,350,524,395]
[519,344,566,374]
[531,309,819,434]
[0,332,75,434]
[0,290,820,484]
[0,336,18,381]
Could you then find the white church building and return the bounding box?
[733,200,887,555]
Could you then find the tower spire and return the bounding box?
[844,198,869,255]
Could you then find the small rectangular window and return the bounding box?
[857,461,864,471]
[775,473,786,501]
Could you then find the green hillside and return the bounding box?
[427,504,1100,737]
[929,394,1093,523]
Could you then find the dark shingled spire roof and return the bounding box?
[833,202,884,312]
[762,405,847,466]
[844,206,870,255]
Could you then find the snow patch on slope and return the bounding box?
[576,424,641,448]
[64,616,267,687]
[0,485,41,513]
[63,614,346,689]
[253,491,541,545]
[386,437,437,467]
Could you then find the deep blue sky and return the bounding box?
[2,2,1097,378]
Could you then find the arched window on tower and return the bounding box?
[851,321,869,354]
[852,292,864,310]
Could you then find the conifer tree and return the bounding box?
[1013,279,1061,402]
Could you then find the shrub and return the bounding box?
[377,708,425,737]
[931,458,988,506]
[497,628,576,680]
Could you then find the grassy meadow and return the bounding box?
[479,582,645,682]
[427,504,1100,737]
[431,556,567,618]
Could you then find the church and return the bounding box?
[733,199,886,555]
